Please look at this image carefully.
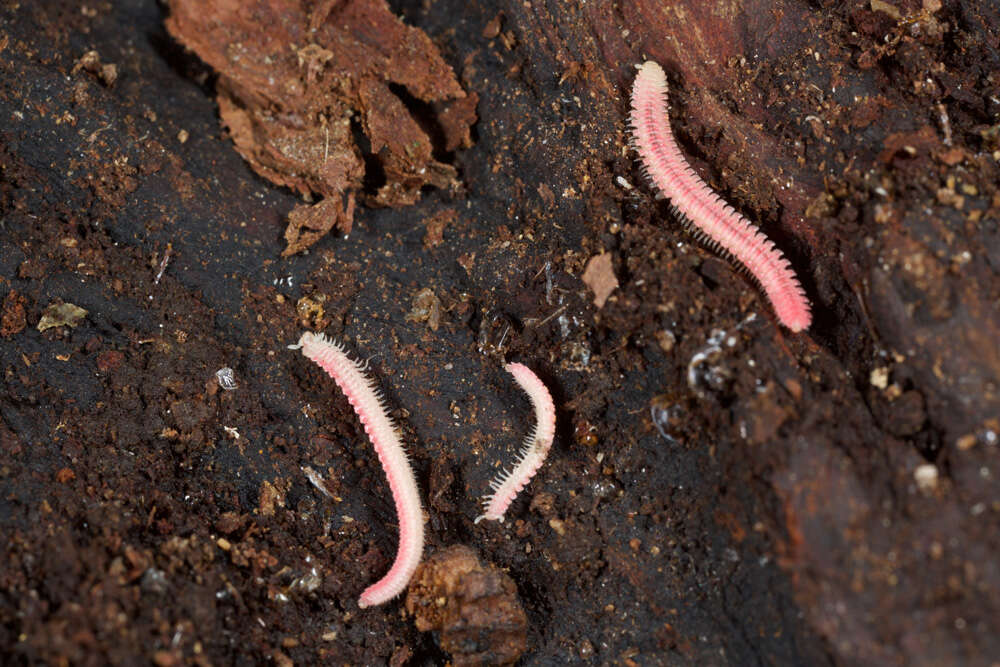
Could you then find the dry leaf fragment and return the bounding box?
[37,302,88,331]
[582,252,618,308]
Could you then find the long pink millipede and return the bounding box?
[290,332,424,608]
[629,60,811,332]
[476,363,556,524]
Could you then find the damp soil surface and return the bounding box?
[2,1,999,665]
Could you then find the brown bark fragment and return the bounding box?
[165,0,473,252]
[217,94,362,201]
[356,76,458,207]
[439,92,480,151]
[282,194,356,257]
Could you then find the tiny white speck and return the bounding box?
[216,367,238,390]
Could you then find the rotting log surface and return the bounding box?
[1,0,998,665]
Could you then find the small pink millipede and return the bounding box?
[476,363,556,524]
[291,332,424,608]
[629,60,812,332]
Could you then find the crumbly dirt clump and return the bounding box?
[406,545,527,666]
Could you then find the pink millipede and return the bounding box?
[476,363,556,524]
[629,61,812,332]
[291,332,424,608]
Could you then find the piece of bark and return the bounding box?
[282,193,356,257]
[165,0,474,253]
[217,94,363,200]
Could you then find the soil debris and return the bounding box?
[0,290,27,338]
[422,208,457,249]
[72,49,118,87]
[405,288,442,331]
[406,545,527,666]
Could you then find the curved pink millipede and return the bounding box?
[291,332,424,608]
[629,60,811,332]
[476,363,556,524]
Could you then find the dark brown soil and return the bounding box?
[2,1,998,665]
